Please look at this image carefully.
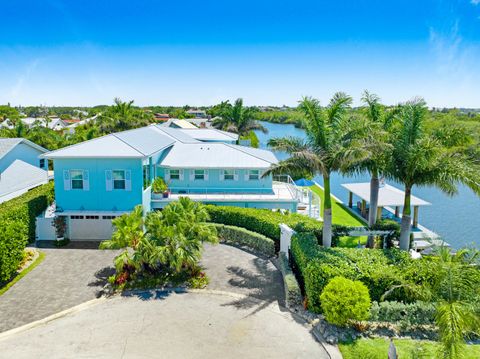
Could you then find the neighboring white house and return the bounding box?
[0,138,49,203]
[0,117,67,131]
[186,109,207,118]
[65,114,99,134]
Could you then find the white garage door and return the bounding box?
[68,215,115,241]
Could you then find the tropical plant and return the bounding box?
[99,205,145,250]
[97,98,152,134]
[432,247,480,358]
[143,197,218,272]
[320,276,371,326]
[265,93,364,247]
[211,98,267,135]
[389,98,480,250]
[152,177,168,193]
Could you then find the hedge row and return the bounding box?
[0,182,54,282]
[370,301,436,326]
[212,223,275,257]
[290,232,438,313]
[205,205,323,246]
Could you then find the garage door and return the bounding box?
[68,215,115,241]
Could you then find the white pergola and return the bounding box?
[341,182,431,227]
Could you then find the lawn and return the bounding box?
[339,338,480,359]
[308,184,367,247]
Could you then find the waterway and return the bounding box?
[256,121,480,248]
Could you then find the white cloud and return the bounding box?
[10,59,40,99]
[471,0,480,5]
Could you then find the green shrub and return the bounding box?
[278,252,302,308]
[369,301,436,326]
[320,276,371,326]
[290,232,432,313]
[205,205,323,247]
[212,223,275,257]
[0,182,53,283]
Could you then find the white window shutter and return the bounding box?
[63,170,71,191]
[165,169,170,181]
[125,170,132,191]
[244,170,249,181]
[219,170,224,181]
[204,170,209,181]
[83,170,90,191]
[105,170,113,191]
[179,169,184,181]
[234,170,239,181]
[190,170,195,181]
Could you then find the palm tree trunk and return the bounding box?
[322,174,333,247]
[367,170,379,248]
[399,186,412,251]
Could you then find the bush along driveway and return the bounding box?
[0,246,119,333]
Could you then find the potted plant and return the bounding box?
[52,215,67,241]
[152,177,169,198]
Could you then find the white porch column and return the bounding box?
[279,223,295,259]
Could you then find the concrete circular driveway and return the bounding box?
[0,291,328,358]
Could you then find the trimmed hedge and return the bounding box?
[205,205,323,247]
[212,223,275,257]
[290,232,437,313]
[370,300,436,326]
[278,252,302,308]
[0,182,54,283]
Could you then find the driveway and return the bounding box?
[0,291,329,358]
[0,244,119,333]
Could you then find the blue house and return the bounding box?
[42,125,313,240]
[0,138,49,203]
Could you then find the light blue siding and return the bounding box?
[0,143,46,172]
[53,158,143,211]
[156,167,273,194]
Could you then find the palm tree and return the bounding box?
[390,98,480,250]
[433,247,480,358]
[99,205,145,250]
[351,91,395,247]
[212,98,267,135]
[265,93,363,247]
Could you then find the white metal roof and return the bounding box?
[0,138,47,159]
[115,126,175,156]
[43,135,145,158]
[0,160,48,203]
[178,129,239,141]
[160,143,278,168]
[341,182,431,206]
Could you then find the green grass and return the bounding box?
[308,184,366,227]
[339,338,480,359]
[308,184,367,247]
[0,251,45,296]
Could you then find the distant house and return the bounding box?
[153,113,170,122]
[0,138,49,203]
[187,109,207,118]
[65,114,99,134]
[20,117,67,131]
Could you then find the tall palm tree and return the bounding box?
[212,98,267,135]
[265,93,363,247]
[390,98,480,250]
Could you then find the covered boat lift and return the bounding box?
[341,182,430,228]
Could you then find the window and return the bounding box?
[194,170,205,180]
[223,170,234,180]
[86,215,99,220]
[39,159,45,168]
[70,170,84,189]
[249,170,260,180]
[170,169,180,180]
[113,170,126,190]
[70,215,84,220]
[102,215,116,220]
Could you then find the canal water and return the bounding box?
[256,121,480,249]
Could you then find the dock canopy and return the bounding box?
[341,183,430,207]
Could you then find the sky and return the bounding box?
[0,0,479,107]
